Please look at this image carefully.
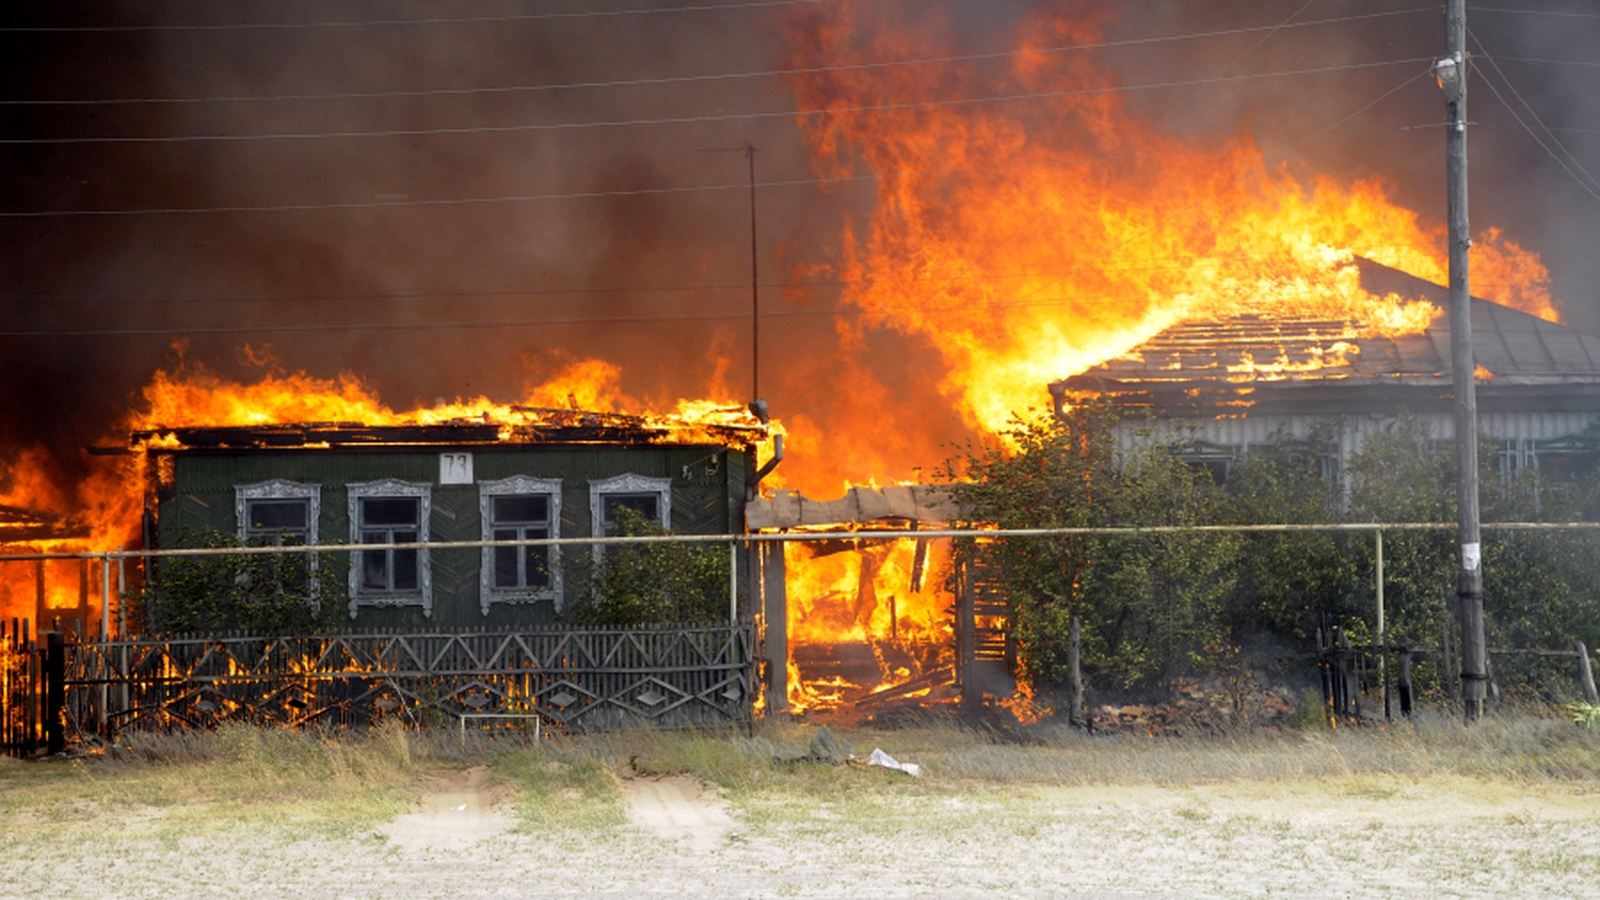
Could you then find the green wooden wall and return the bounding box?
[153,443,752,629]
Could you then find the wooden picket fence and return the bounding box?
[2,624,755,755]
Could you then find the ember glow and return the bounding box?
[784,535,954,712]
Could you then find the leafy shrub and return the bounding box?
[136,529,343,635]
[565,507,730,627]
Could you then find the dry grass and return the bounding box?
[0,712,1595,898]
[514,706,1600,794]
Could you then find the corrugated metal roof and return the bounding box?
[745,485,958,529]
[1053,262,1600,416]
[1066,300,1600,389]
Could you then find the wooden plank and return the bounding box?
[1577,640,1598,705]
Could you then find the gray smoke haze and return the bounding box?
[3,0,1598,497]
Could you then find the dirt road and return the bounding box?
[13,771,1597,899]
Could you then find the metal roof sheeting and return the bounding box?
[745,485,958,529]
[1054,261,1600,417]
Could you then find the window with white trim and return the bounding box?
[347,479,432,616]
[588,473,671,560]
[235,480,320,594]
[478,475,562,613]
[236,480,319,547]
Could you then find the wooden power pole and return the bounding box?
[1440,0,1488,722]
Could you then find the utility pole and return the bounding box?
[744,142,760,403]
[1438,0,1487,722]
[695,142,762,403]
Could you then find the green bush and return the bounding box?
[136,529,344,635]
[564,507,730,627]
[945,408,1600,702]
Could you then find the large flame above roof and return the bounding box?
[779,1,1557,437]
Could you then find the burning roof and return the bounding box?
[1053,262,1600,418]
[127,405,771,453]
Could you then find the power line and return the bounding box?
[1,121,1450,219]
[1470,6,1600,20]
[0,274,1485,338]
[1488,56,1600,69]
[0,0,839,32]
[1470,38,1600,202]
[0,266,1156,306]
[3,251,1462,305]
[0,8,1435,107]
[1152,0,1318,126]
[0,56,1433,146]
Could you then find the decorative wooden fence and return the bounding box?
[4,625,754,754]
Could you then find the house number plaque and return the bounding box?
[439,452,474,485]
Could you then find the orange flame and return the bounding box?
[778,1,1557,440]
[0,353,768,625]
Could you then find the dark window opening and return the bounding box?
[1185,458,1231,486]
[243,498,312,588]
[491,494,552,590]
[358,497,421,593]
[1537,452,1586,481]
[601,493,660,534]
[244,499,309,546]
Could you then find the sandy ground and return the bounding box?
[6,768,1600,898]
[621,773,735,852]
[380,765,515,852]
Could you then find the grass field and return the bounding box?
[1,712,1597,898]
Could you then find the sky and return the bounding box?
[3,0,1599,497]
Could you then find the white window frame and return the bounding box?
[347,479,432,618]
[588,473,672,562]
[478,475,563,614]
[235,479,321,599]
[235,479,320,545]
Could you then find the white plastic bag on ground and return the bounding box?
[866,747,923,777]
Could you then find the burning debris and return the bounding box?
[0,504,86,546]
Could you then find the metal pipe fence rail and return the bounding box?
[3,624,753,755]
[4,520,1600,642]
[5,521,1600,751]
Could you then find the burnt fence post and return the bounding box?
[44,631,64,756]
[1397,647,1413,718]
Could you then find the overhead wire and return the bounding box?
[1490,56,1600,69]
[0,0,842,32]
[0,7,1435,107]
[1151,0,1319,124]
[0,275,1467,338]
[0,8,1475,353]
[0,121,1448,219]
[0,56,1434,146]
[1,247,1469,307]
[1470,6,1600,20]
[1468,33,1600,202]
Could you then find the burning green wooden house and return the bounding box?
[132,406,773,630]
